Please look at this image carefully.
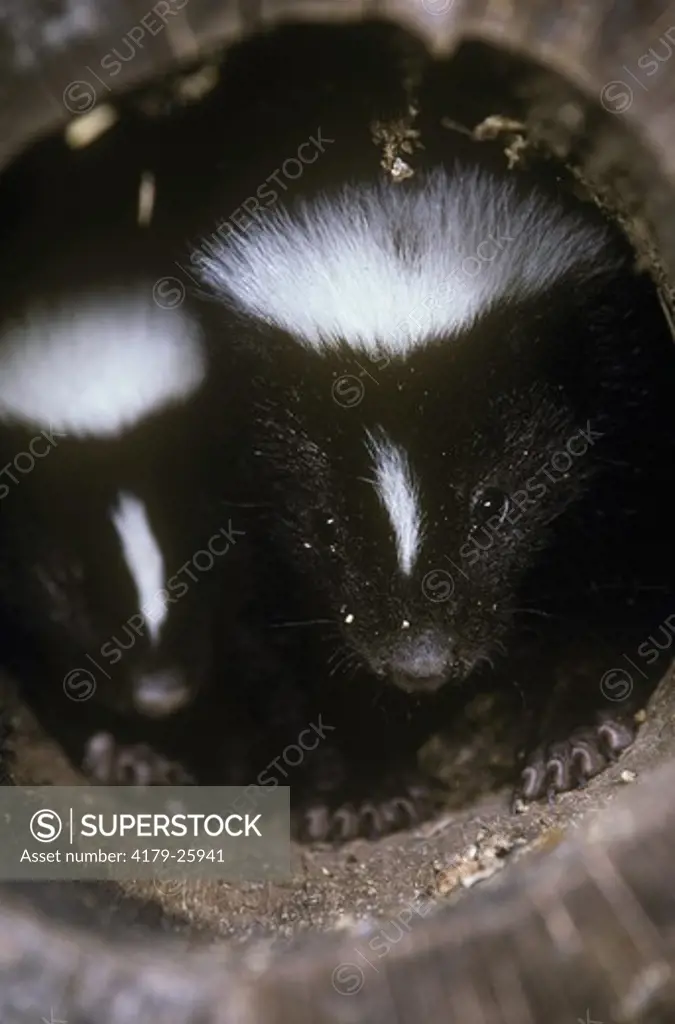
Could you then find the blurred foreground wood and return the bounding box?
[1,755,675,1023]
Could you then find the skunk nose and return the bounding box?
[132,669,191,717]
[387,633,453,694]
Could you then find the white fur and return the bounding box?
[0,288,205,436]
[111,492,167,643]
[367,431,423,575]
[195,167,618,356]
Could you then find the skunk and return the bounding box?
[194,155,675,834]
[0,282,235,726]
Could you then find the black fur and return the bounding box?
[0,391,242,722]
[200,160,675,836]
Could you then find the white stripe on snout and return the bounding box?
[111,492,167,643]
[367,432,423,576]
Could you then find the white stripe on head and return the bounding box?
[367,431,423,576]
[0,287,206,436]
[111,492,167,644]
[195,167,619,357]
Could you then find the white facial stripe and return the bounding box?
[195,167,618,357]
[112,492,167,644]
[0,288,206,436]
[367,432,423,576]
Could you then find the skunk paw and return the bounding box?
[516,709,637,804]
[83,731,195,786]
[294,775,441,844]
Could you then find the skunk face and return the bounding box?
[15,474,220,716]
[240,311,596,692]
[0,285,219,716]
[198,164,635,694]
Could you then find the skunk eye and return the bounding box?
[471,487,510,528]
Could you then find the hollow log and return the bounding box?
[2,2,675,1021]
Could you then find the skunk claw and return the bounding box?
[516,711,637,804]
[83,731,194,786]
[293,775,441,844]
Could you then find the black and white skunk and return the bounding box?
[0,281,237,727]
[194,152,675,827]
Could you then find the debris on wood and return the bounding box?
[65,105,118,148]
